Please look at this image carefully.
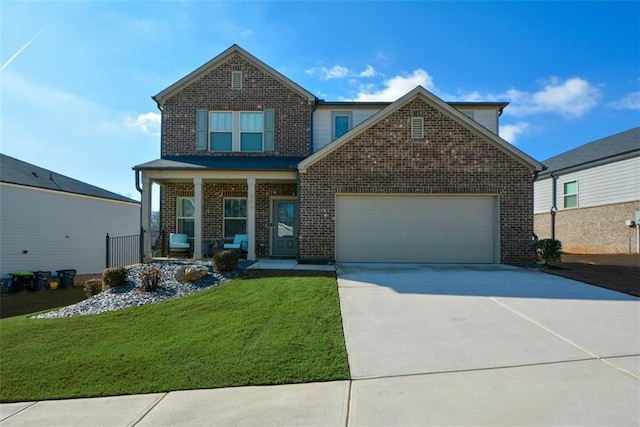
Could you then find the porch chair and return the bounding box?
[169,233,190,255]
[223,234,248,255]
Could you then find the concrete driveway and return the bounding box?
[339,263,640,425]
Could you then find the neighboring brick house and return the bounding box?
[534,128,640,254]
[134,45,543,264]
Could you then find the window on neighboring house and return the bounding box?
[411,117,424,139]
[224,198,247,239]
[231,71,242,90]
[177,197,195,238]
[563,181,578,208]
[332,112,352,139]
[199,110,274,152]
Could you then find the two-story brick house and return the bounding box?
[134,44,543,264]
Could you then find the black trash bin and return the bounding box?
[33,271,52,291]
[56,269,77,289]
[9,272,34,293]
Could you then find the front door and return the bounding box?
[272,199,297,257]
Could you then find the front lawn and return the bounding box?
[0,276,349,402]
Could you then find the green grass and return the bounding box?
[0,277,350,402]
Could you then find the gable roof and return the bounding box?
[153,44,317,106]
[537,127,640,178]
[298,86,543,172]
[0,154,139,204]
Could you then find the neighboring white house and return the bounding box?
[0,154,140,276]
[533,128,640,254]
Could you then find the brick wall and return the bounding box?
[299,97,535,263]
[534,201,640,253]
[161,53,313,157]
[161,181,296,258]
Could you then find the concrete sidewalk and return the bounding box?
[2,263,639,426]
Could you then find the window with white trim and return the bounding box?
[332,111,352,140]
[563,181,578,208]
[223,198,247,239]
[411,117,424,139]
[209,111,264,152]
[461,110,475,120]
[177,197,195,238]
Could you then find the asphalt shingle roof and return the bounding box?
[0,154,139,204]
[538,127,640,178]
[133,156,306,171]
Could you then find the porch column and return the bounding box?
[193,177,203,259]
[141,174,152,261]
[247,178,256,260]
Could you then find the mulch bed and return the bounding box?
[542,263,640,297]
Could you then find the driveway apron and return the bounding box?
[338,263,640,425]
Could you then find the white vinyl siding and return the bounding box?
[533,179,553,214]
[335,195,498,263]
[0,184,139,276]
[558,157,640,208]
[312,108,383,152]
[452,108,499,134]
[533,156,640,213]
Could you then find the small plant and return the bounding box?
[102,267,128,290]
[213,250,239,273]
[534,238,562,265]
[83,278,102,298]
[139,267,163,292]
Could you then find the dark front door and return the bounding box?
[272,199,297,257]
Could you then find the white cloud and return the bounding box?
[125,112,161,136]
[354,69,434,102]
[305,65,350,80]
[607,91,640,110]
[359,65,377,77]
[499,122,530,144]
[452,77,601,118]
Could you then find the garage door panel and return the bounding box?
[336,195,497,263]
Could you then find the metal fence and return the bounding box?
[106,229,142,268]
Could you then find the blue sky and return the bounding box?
[2,1,638,208]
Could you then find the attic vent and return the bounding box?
[411,117,424,139]
[231,71,242,90]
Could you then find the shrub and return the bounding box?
[102,267,128,290]
[83,278,102,298]
[213,250,239,273]
[139,267,163,292]
[534,239,562,265]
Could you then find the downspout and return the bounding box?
[551,177,557,240]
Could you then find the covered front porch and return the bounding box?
[135,157,303,262]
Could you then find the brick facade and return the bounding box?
[161,53,313,157]
[534,201,640,254]
[299,98,536,264]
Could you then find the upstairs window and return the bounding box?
[332,112,352,139]
[563,181,578,208]
[210,112,233,151]
[196,109,274,152]
[461,110,475,120]
[240,112,264,151]
[231,71,242,90]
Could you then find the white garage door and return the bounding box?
[335,195,498,263]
